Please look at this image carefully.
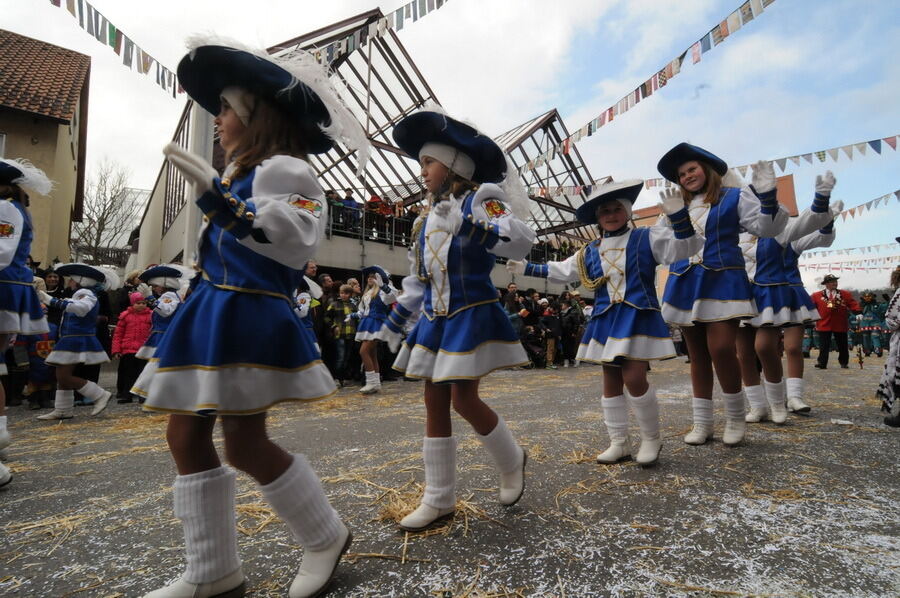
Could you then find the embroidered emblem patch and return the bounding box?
[0,222,15,237]
[35,340,54,358]
[482,199,508,219]
[290,195,322,217]
[162,297,173,304]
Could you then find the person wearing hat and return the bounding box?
[858,290,888,358]
[134,265,187,367]
[0,158,54,487]
[777,208,840,415]
[379,108,535,531]
[131,39,369,598]
[655,143,788,446]
[352,265,398,394]
[36,263,119,420]
[508,179,703,466]
[810,274,861,369]
[736,174,841,425]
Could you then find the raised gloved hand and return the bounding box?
[37,290,52,305]
[506,259,526,275]
[657,188,686,216]
[815,171,836,197]
[432,197,462,235]
[163,142,217,194]
[750,160,777,194]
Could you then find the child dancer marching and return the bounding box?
[132,39,369,598]
[656,144,788,446]
[0,158,53,487]
[134,265,187,364]
[379,109,535,531]
[737,174,840,424]
[37,263,118,420]
[508,180,703,465]
[354,265,397,394]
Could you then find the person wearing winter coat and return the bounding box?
[112,292,153,403]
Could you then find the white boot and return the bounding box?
[399,437,456,531]
[629,388,662,467]
[36,390,75,420]
[596,395,631,463]
[477,416,526,506]
[359,371,381,395]
[744,384,769,423]
[260,454,351,598]
[763,379,788,424]
[562,359,569,368]
[0,416,9,451]
[684,398,714,445]
[0,461,10,488]
[786,377,811,414]
[144,467,244,598]
[77,381,112,416]
[573,360,580,368]
[722,391,747,446]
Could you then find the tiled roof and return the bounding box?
[0,29,90,122]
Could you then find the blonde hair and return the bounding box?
[339,284,353,295]
[678,161,723,206]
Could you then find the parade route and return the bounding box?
[2,358,897,597]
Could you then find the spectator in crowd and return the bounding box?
[325,190,344,229]
[503,282,523,337]
[540,299,562,369]
[43,271,72,326]
[343,188,361,231]
[111,292,153,403]
[521,289,541,328]
[113,269,145,325]
[325,284,358,386]
[811,274,861,369]
[317,273,335,308]
[559,298,585,367]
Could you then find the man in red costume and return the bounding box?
[811,274,861,369]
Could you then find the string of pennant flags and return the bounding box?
[803,242,900,260]
[644,134,900,188]
[520,0,778,174]
[49,0,452,97]
[800,264,896,272]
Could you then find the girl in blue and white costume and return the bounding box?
[134,265,187,361]
[133,40,369,598]
[379,110,535,531]
[0,158,53,487]
[508,180,703,466]
[737,174,840,425]
[37,263,118,420]
[656,143,788,447]
[355,265,397,394]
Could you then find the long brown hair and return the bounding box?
[229,97,310,180]
[428,171,477,205]
[0,184,27,205]
[678,161,723,206]
[891,266,900,290]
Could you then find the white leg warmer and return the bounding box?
[260,454,341,551]
[601,395,630,443]
[55,389,75,411]
[786,377,804,399]
[692,397,714,425]
[77,381,106,401]
[628,389,660,441]
[477,416,523,474]
[174,467,241,584]
[745,385,768,412]
[421,436,457,510]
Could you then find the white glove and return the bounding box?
[37,290,52,304]
[830,199,844,217]
[386,328,404,353]
[432,197,462,235]
[506,259,526,275]
[750,160,776,194]
[657,188,686,216]
[815,171,836,197]
[163,142,217,194]
[343,314,353,323]
[856,314,863,322]
[432,198,452,218]
[374,273,384,287]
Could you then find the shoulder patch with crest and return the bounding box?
[482,199,508,219]
[289,195,322,218]
[0,222,15,238]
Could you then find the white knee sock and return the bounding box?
[260,454,341,551]
[0,415,6,434]
[174,467,241,584]
[601,395,629,442]
[628,389,660,440]
[723,391,746,421]
[422,437,457,509]
[54,390,75,411]
[692,397,714,425]
[785,377,804,399]
[77,381,107,401]
[477,416,523,474]
[745,385,767,411]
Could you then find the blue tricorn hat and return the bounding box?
[362,265,391,284]
[177,45,333,154]
[392,111,506,184]
[575,179,644,225]
[0,159,53,195]
[139,265,185,289]
[54,263,106,283]
[657,142,728,183]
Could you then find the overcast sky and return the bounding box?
[3,0,898,290]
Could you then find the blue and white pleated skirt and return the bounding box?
[577,303,676,365]
[46,333,108,365]
[393,302,528,383]
[135,328,166,360]
[789,285,819,324]
[745,283,818,327]
[133,280,336,415]
[355,314,391,341]
[661,265,756,326]
[0,280,49,335]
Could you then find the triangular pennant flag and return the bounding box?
[841,145,853,160]
[738,165,748,177]
[868,139,882,154]
[841,212,848,222]
[775,158,787,172]
[827,148,839,161]
[865,200,874,211]
[802,153,813,164]
[855,142,867,155]
[895,190,900,201]
[815,151,826,162]
[849,208,856,217]
[789,156,800,166]
[884,136,897,150]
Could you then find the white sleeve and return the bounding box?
[237,156,327,269]
[379,284,398,305]
[0,201,25,270]
[649,224,705,265]
[465,184,536,260]
[774,207,834,246]
[546,255,581,284]
[395,245,426,316]
[738,185,788,238]
[66,289,97,317]
[154,291,180,317]
[790,228,836,255]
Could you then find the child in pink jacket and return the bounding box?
[112,292,152,403]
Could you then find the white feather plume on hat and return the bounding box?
[1,159,53,195]
[185,34,370,176]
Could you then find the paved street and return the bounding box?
[2,357,898,597]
